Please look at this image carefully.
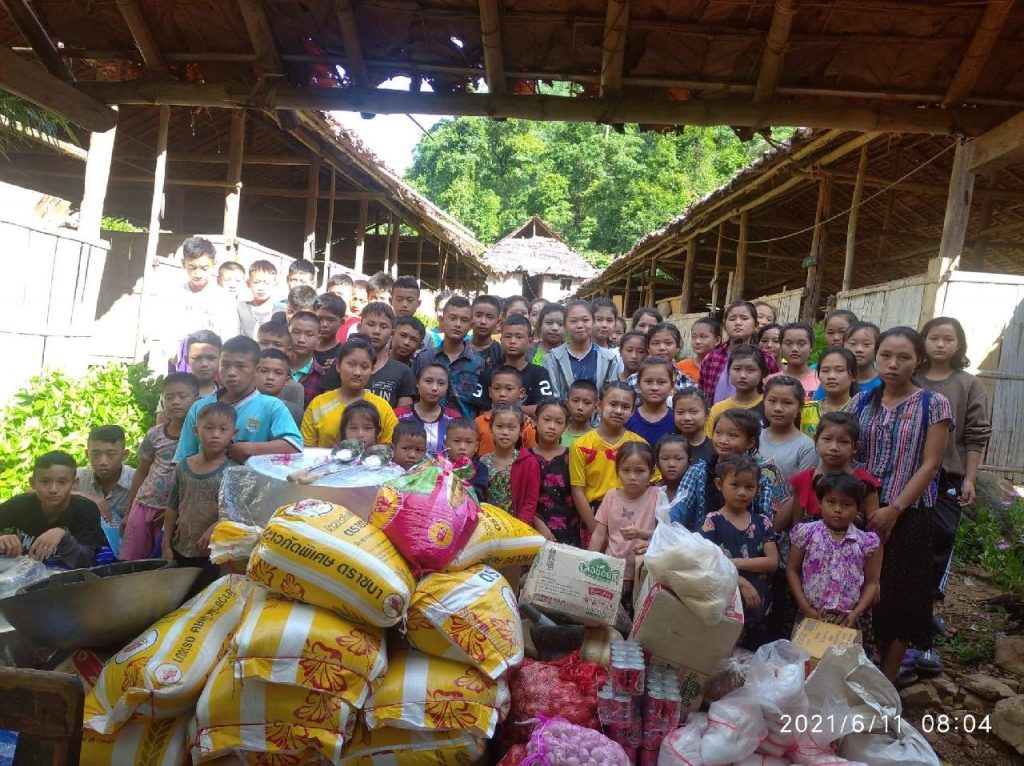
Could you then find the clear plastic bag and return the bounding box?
[658,714,707,766]
[700,689,766,765]
[839,723,938,766]
[704,648,754,703]
[0,556,50,599]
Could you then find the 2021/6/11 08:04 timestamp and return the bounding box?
[920,713,993,734]
[778,714,905,734]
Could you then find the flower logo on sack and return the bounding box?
[428,519,455,549]
[153,663,182,685]
[246,416,261,433]
[578,557,621,584]
[114,629,158,664]
[382,593,405,619]
[289,499,334,518]
[369,488,401,528]
[501,586,518,616]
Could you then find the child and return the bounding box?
[413,296,484,418]
[701,454,779,649]
[256,348,304,425]
[313,293,346,369]
[617,331,647,383]
[122,373,200,560]
[528,303,565,366]
[326,273,353,303]
[757,323,781,361]
[759,376,817,481]
[569,381,647,539]
[545,300,619,396]
[426,291,450,348]
[592,298,619,350]
[528,298,548,334]
[701,301,780,403]
[673,389,715,465]
[257,322,306,413]
[392,421,428,470]
[337,279,368,342]
[475,366,538,456]
[802,348,857,436]
[531,399,580,546]
[626,358,677,446]
[468,295,505,370]
[706,345,768,436]
[630,307,661,335]
[483,314,554,418]
[768,323,818,400]
[395,363,461,456]
[273,285,318,325]
[563,379,599,446]
[392,316,427,367]
[480,404,540,525]
[288,311,326,408]
[185,330,222,398]
[823,309,858,348]
[631,323,698,395]
[840,321,882,397]
[610,316,626,348]
[390,275,422,318]
[787,472,882,649]
[217,261,247,297]
[655,434,689,503]
[286,259,317,290]
[237,260,279,338]
[361,303,415,408]
[341,400,381,449]
[367,271,394,304]
[502,295,529,319]
[0,451,105,568]
[589,442,659,612]
[163,402,238,590]
[303,339,399,447]
[680,317,721,384]
[754,301,777,328]
[76,425,135,526]
[786,412,880,527]
[443,418,489,502]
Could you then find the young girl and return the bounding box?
[528,303,565,366]
[788,472,882,656]
[701,454,779,650]
[634,323,699,394]
[655,434,689,504]
[590,442,659,612]
[673,389,715,465]
[626,358,677,446]
[631,307,662,335]
[705,345,768,436]
[395,363,461,456]
[679,317,721,384]
[914,316,992,637]
[769,323,818,400]
[531,399,580,547]
[786,411,880,527]
[759,376,817,481]
[610,316,626,348]
[823,309,858,348]
[834,320,881,397]
[569,382,647,540]
[545,300,618,395]
[480,404,540,525]
[592,298,619,350]
[754,301,777,328]
[757,323,782,361]
[701,300,780,404]
[340,401,381,449]
[802,348,857,436]
[618,330,648,383]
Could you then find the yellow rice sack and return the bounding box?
[208,520,262,564]
[192,652,354,764]
[444,503,544,572]
[363,650,509,739]
[246,500,415,627]
[341,723,486,766]
[232,586,387,707]
[84,574,247,734]
[80,715,190,766]
[407,565,524,679]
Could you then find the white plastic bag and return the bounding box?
[747,640,810,748]
[700,690,766,765]
[839,722,938,766]
[644,491,738,625]
[805,643,901,734]
[0,556,50,599]
[658,713,707,766]
[734,756,787,766]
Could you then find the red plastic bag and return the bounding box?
[498,744,528,766]
[504,654,609,744]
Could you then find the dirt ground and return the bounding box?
[902,565,1023,766]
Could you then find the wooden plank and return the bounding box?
[679,237,697,313]
[734,211,749,301]
[600,0,630,97]
[114,0,167,71]
[0,0,73,80]
[77,110,118,241]
[843,144,869,291]
[479,0,507,94]
[709,224,724,312]
[238,0,284,74]
[937,141,977,264]
[332,0,369,85]
[969,110,1024,174]
[753,0,797,102]
[943,0,1015,106]
[303,155,321,260]
[223,110,246,249]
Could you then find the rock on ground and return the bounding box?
[900,682,940,709]
[994,635,1024,678]
[962,673,1017,701]
[992,694,1024,755]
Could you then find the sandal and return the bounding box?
[896,669,919,689]
[915,648,944,677]
[933,613,957,638]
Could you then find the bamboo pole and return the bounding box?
[323,165,337,288]
[842,145,869,292]
[78,108,118,241]
[623,271,632,319]
[388,214,401,278]
[753,0,797,102]
[137,105,169,362]
[416,239,424,281]
[802,175,833,322]
[734,212,749,301]
[943,0,1014,106]
[304,156,321,260]
[222,110,246,252]
[354,200,368,273]
[0,0,74,80]
[680,238,697,314]
[114,0,167,72]
[332,0,369,85]
[724,271,735,306]
[710,224,724,313]
[479,0,507,94]
[600,0,630,97]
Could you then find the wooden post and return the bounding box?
[969,190,996,270]
[680,237,697,314]
[709,224,724,313]
[936,140,976,267]
[724,271,735,306]
[734,211,749,300]
[802,175,833,322]
[388,214,401,278]
[222,110,246,253]
[322,164,336,288]
[842,144,869,292]
[77,107,118,240]
[416,238,424,281]
[303,156,321,261]
[353,200,368,273]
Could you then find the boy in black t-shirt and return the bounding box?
[473,313,554,418]
[0,451,106,568]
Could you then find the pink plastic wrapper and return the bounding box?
[369,456,480,575]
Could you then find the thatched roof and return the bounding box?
[483,216,598,280]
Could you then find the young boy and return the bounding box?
[337,280,369,342]
[392,315,427,367]
[313,293,346,369]
[162,402,238,590]
[256,348,304,426]
[121,373,199,560]
[326,273,353,303]
[272,285,318,325]
[288,311,325,408]
[502,295,530,319]
[390,275,422,318]
[392,421,428,470]
[468,295,504,370]
[427,291,451,348]
[257,321,307,413]
[76,425,135,526]
[174,336,303,464]
[286,259,317,290]
[564,379,599,446]
[474,366,538,457]
[217,261,247,297]
[444,418,488,502]
[413,296,484,419]
[184,329,222,398]
[492,314,554,417]
[237,260,279,339]
[359,303,415,408]
[367,271,394,304]
[0,451,106,568]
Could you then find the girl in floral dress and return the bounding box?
[530,399,580,546]
[480,404,540,525]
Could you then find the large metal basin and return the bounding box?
[0,559,200,650]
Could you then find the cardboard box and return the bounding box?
[791,618,861,669]
[520,542,625,626]
[650,658,710,713]
[629,577,744,676]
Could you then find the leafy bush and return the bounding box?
[0,363,161,501]
[954,497,1024,594]
[414,311,438,332]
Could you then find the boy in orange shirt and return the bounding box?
[475,366,537,457]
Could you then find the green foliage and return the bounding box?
[407,119,791,259]
[101,216,147,233]
[935,609,1009,666]
[954,499,1024,594]
[414,311,438,332]
[0,91,79,158]
[0,364,161,501]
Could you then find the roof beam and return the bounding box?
[0,0,73,80]
[479,0,507,94]
[237,0,284,74]
[332,0,369,85]
[600,0,630,97]
[969,110,1024,174]
[943,0,1014,106]
[753,0,797,102]
[802,168,1024,202]
[114,0,167,72]
[76,82,1008,136]
[0,47,117,132]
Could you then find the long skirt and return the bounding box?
[873,502,934,649]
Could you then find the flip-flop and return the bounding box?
[901,647,920,669]
[915,648,944,676]
[896,669,919,689]
[933,613,958,637]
